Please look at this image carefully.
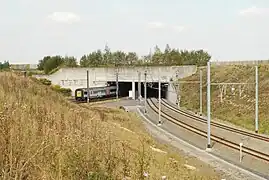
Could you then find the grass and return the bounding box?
[0,72,223,179]
[179,64,269,135]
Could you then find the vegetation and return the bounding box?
[36,78,72,96]
[0,61,10,70]
[37,44,211,74]
[179,64,269,134]
[37,55,78,74]
[0,72,222,179]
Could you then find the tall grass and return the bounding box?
[0,72,221,179]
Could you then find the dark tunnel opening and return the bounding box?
[107,81,167,99]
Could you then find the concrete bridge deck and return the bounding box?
[34,65,197,103]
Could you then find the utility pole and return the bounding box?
[138,71,141,103]
[255,65,259,133]
[87,70,90,103]
[144,70,147,114]
[116,68,119,100]
[206,61,211,150]
[200,69,203,116]
[158,67,162,125]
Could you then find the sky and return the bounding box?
[1,0,269,64]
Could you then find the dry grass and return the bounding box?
[179,64,269,134]
[0,72,222,179]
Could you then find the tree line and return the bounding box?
[37,44,211,74]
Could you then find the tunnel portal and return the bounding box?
[107,81,168,99]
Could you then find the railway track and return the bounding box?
[160,98,269,142]
[147,98,269,163]
[69,96,119,104]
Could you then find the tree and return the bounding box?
[112,51,126,66]
[43,56,64,74]
[80,55,88,67]
[37,44,211,72]
[163,44,172,65]
[0,61,10,70]
[37,56,51,70]
[63,56,78,67]
[151,45,163,65]
[103,44,112,65]
[126,52,138,65]
[195,49,211,66]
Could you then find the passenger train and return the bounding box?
[74,85,117,101]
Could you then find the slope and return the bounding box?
[0,72,222,179]
[179,64,269,134]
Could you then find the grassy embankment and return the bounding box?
[0,72,222,179]
[179,64,269,134]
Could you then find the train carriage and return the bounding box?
[75,86,117,101]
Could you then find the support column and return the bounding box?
[138,71,141,101]
[132,80,135,100]
[255,65,259,133]
[206,61,211,149]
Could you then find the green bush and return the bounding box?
[38,78,52,86]
[51,85,72,96]
[36,78,71,96]
[59,88,72,96]
[52,84,61,90]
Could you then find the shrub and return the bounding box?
[38,78,52,86]
[51,85,72,96]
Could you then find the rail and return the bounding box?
[160,98,269,142]
[147,98,269,163]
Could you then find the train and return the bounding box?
[74,85,117,101]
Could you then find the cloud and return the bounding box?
[239,6,269,16]
[147,21,165,29]
[47,12,81,23]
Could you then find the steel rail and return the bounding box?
[70,96,119,104]
[160,98,269,142]
[147,98,269,163]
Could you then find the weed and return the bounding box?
[0,72,222,179]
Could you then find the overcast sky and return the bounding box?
[1,0,269,64]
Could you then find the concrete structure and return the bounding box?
[34,66,197,102]
[10,63,38,70]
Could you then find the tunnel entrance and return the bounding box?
[107,81,167,99]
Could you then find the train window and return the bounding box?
[110,89,116,92]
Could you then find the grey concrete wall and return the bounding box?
[166,83,178,105]
[34,65,197,96]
